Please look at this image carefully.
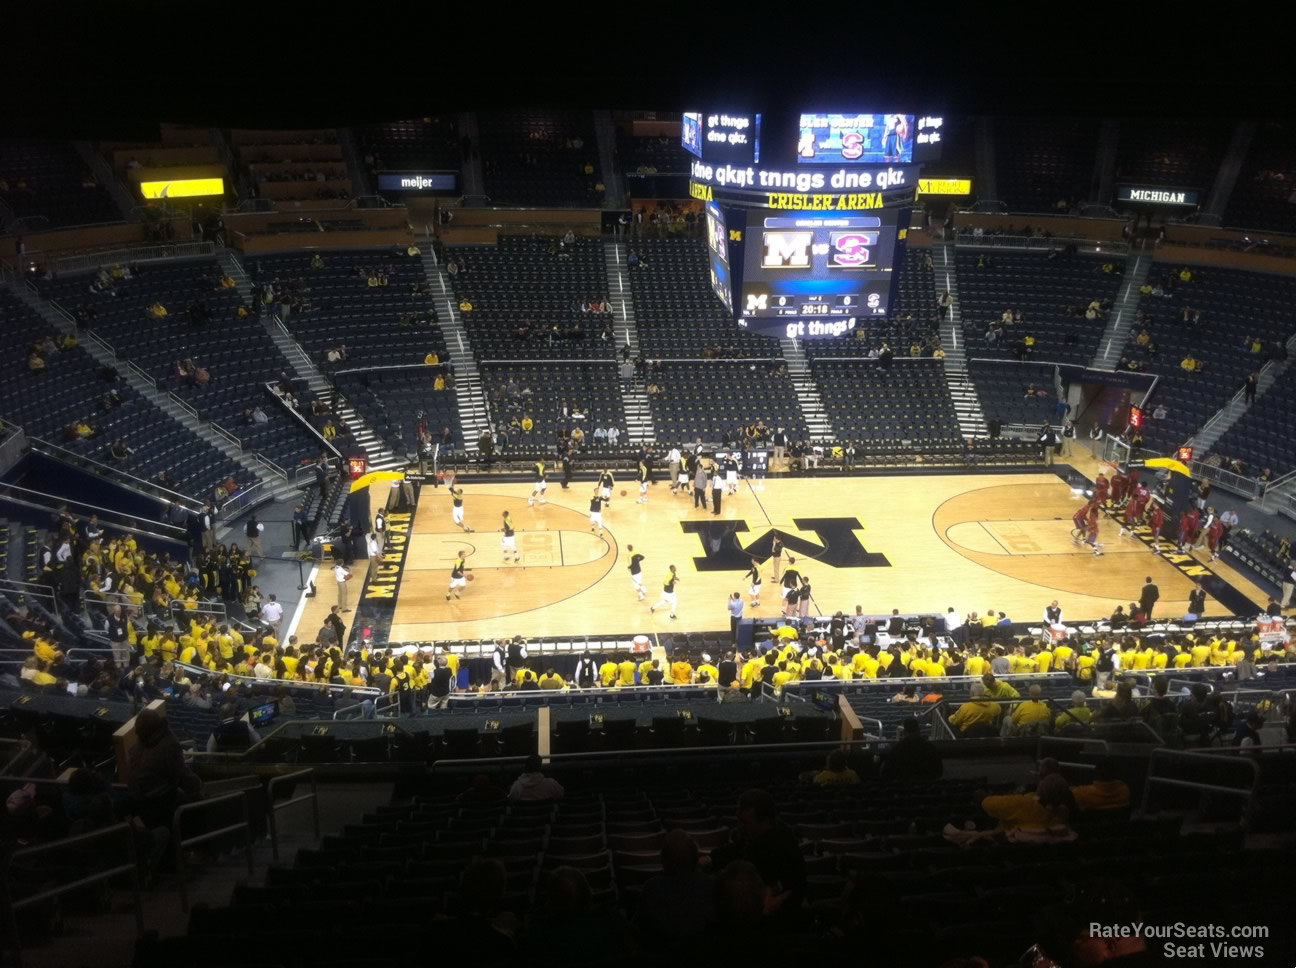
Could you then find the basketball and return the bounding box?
[620,489,627,497]
[466,573,474,582]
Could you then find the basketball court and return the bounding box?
[325,459,1270,646]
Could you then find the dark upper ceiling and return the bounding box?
[2,7,1288,137]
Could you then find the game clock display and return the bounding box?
[739,210,896,320]
[746,292,882,318]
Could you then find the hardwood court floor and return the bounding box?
[377,468,1269,643]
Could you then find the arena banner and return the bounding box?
[139,177,225,199]
[1115,185,1199,207]
[917,177,972,196]
[376,171,459,193]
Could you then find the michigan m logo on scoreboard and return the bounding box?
[762,231,876,270]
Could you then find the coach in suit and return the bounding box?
[1139,577,1160,618]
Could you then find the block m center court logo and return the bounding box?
[682,518,890,571]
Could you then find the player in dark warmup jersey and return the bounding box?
[589,488,606,537]
[599,469,615,506]
[446,550,470,600]
[636,460,650,504]
[528,460,547,507]
[745,557,762,608]
[627,544,646,600]
[650,565,679,619]
[723,453,740,495]
[449,483,472,532]
[780,557,801,617]
[500,511,520,563]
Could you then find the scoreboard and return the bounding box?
[704,201,734,313]
[739,211,896,323]
[685,106,944,338]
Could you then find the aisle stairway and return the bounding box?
[935,243,988,438]
[1091,253,1149,371]
[421,246,492,453]
[5,279,272,489]
[604,241,656,443]
[220,251,402,473]
[779,338,834,442]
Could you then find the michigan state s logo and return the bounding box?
[681,518,890,571]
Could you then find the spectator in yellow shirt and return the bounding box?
[981,674,1020,701]
[670,653,693,685]
[813,750,859,786]
[949,684,1001,733]
[1055,691,1093,731]
[696,657,720,684]
[1070,760,1131,811]
[599,659,619,686]
[1009,685,1053,733]
[538,669,565,690]
[981,774,1073,833]
[617,655,637,686]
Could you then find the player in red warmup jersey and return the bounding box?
[1177,507,1201,552]
[1111,470,1128,507]
[1206,517,1226,560]
[1085,505,1103,556]
[1072,501,1093,543]
[1119,482,1150,537]
[1147,501,1166,552]
[1094,472,1110,506]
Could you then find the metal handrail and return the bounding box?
[28,436,203,512]
[81,588,135,610]
[429,736,895,774]
[266,768,320,861]
[173,660,381,699]
[84,330,117,357]
[0,576,59,596]
[126,360,157,390]
[50,241,215,277]
[170,599,228,621]
[172,791,254,910]
[210,422,243,450]
[254,453,289,480]
[1191,459,1262,499]
[1037,734,1111,771]
[333,692,400,720]
[955,230,1130,255]
[167,391,200,419]
[218,477,275,518]
[1195,742,1296,755]
[0,482,185,541]
[262,381,343,461]
[1139,747,1262,825]
[1,823,143,963]
[1186,328,1296,453]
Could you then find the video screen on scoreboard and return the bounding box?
[739,209,897,320]
[704,202,733,312]
[681,112,703,158]
[797,113,914,165]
